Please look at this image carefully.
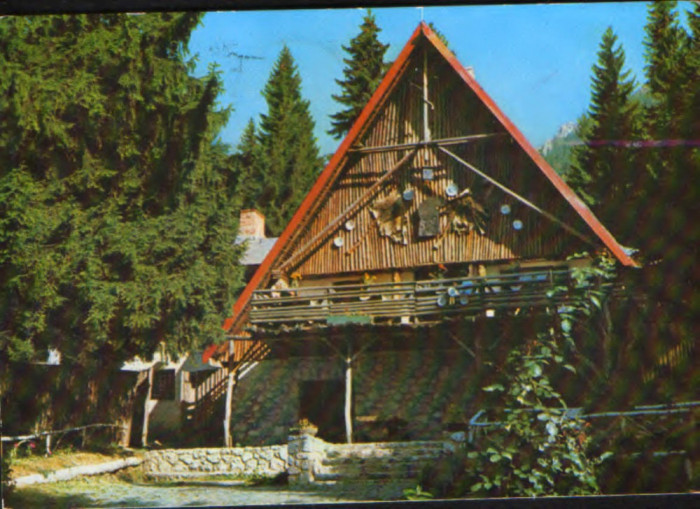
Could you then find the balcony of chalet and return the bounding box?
[247,267,605,336]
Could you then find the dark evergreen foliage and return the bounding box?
[328,11,389,140]
[567,3,699,417]
[643,1,686,98]
[233,119,264,210]
[253,46,323,235]
[639,1,700,341]
[0,13,245,369]
[567,27,643,245]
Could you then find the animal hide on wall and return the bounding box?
[449,194,489,235]
[370,191,408,244]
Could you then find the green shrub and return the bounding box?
[420,336,610,498]
[2,442,15,500]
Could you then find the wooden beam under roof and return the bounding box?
[349,133,501,154]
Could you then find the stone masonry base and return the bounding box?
[144,429,466,484]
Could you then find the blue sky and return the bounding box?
[187,2,693,156]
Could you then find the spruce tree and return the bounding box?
[639,2,699,263]
[641,1,687,182]
[643,1,685,98]
[643,2,700,305]
[234,118,264,210]
[256,46,322,235]
[567,27,642,244]
[0,13,244,372]
[328,11,389,140]
[682,3,700,147]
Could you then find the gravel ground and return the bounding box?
[10,478,418,507]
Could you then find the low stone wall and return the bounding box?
[143,430,464,482]
[144,445,287,478]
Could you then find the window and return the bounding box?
[152,369,175,400]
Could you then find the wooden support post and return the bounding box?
[475,333,483,370]
[45,434,51,456]
[141,366,154,448]
[345,354,353,444]
[223,368,236,447]
[448,331,477,359]
[601,300,614,378]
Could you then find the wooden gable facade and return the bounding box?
[205,23,637,446]
[211,22,634,353]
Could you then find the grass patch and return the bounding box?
[11,448,144,478]
[6,475,123,508]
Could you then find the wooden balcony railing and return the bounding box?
[249,269,596,327]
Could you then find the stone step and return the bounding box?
[316,457,432,478]
[314,462,423,481]
[324,446,445,458]
[321,452,445,466]
[324,442,446,455]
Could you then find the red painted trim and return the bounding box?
[204,22,638,362]
[419,22,637,268]
[202,343,219,363]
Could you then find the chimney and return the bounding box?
[239,209,266,238]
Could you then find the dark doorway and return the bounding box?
[299,379,345,443]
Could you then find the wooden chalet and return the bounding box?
[205,22,638,446]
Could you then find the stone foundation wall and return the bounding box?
[231,348,477,446]
[144,446,287,477]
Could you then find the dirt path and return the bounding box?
[9,477,416,507]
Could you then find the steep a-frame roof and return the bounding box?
[204,22,636,361]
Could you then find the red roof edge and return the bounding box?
[418,22,638,268]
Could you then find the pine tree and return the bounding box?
[641,1,687,178]
[682,3,700,147]
[328,11,389,140]
[639,2,699,263]
[234,118,264,210]
[0,13,244,371]
[643,1,686,98]
[256,46,322,235]
[643,2,700,299]
[567,28,642,244]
